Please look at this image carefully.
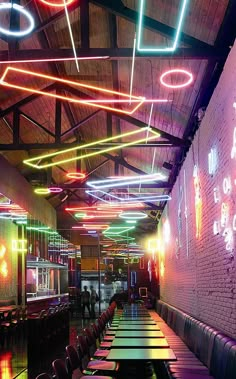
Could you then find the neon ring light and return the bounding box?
[119,212,147,220]
[0,3,35,37]
[38,0,75,7]
[48,187,63,193]
[160,69,193,89]
[34,188,51,195]
[66,172,86,180]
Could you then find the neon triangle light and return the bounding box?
[86,189,171,203]
[0,67,145,115]
[137,0,189,52]
[87,173,166,190]
[23,127,160,169]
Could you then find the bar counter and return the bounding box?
[27,293,69,314]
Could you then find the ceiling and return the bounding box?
[0,0,235,244]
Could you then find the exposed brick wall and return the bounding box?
[159,41,236,339]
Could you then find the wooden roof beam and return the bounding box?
[0,47,228,61]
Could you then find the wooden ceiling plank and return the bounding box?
[19,110,55,138]
[0,83,57,118]
[80,0,90,49]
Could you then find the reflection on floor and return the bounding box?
[0,308,95,379]
[1,305,160,379]
[0,333,27,379]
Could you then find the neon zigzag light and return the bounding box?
[87,173,166,190]
[0,68,170,113]
[86,189,171,203]
[23,127,160,169]
[137,0,189,52]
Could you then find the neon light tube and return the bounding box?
[66,172,86,180]
[86,189,171,203]
[103,226,135,235]
[160,69,193,89]
[0,67,145,115]
[129,33,136,102]
[119,212,147,220]
[34,188,51,195]
[0,3,34,37]
[48,187,63,193]
[83,224,109,230]
[23,127,160,169]
[39,0,75,7]
[137,0,188,52]
[87,172,165,189]
[64,0,80,72]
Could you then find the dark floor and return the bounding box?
[0,308,96,379]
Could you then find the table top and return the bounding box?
[118,321,156,325]
[106,348,176,361]
[121,316,151,319]
[117,325,160,331]
[115,330,164,338]
[111,338,169,348]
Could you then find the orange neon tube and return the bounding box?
[0,67,145,115]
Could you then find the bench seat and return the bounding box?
[152,301,236,379]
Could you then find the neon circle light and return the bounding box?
[119,212,147,220]
[66,172,86,180]
[34,188,51,195]
[0,3,35,37]
[160,69,193,89]
[38,0,75,7]
[48,187,63,193]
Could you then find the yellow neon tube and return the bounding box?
[23,127,160,169]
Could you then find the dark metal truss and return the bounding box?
[0,82,188,150]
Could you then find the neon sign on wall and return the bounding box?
[208,147,218,175]
[193,165,202,239]
[0,243,8,278]
[211,104,236,252]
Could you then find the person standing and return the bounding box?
[90,285,98,318]
[81,285,91,318]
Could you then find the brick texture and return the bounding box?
[159,41,236,339]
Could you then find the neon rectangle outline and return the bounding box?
[0,67,145,115]
[87,172,165,189]
[86,189,171,203]
[23,127,160,169]
[137,0,188,52]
